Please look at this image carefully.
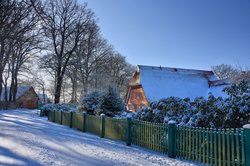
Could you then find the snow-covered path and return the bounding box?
[0,109,199,166]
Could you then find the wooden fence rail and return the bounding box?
[46,110,249,166]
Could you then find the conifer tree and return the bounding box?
[99,86,125,117]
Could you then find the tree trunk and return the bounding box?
[13,74,18,101]
[70,70,78,103]
[9,74,15,101]
[63,84,66,103]
[0,76,3,101]
[42,86,45,104]
[83,82,88,95]
[0,40,5,100]
[74,81,77,103]
[4,84,8,102]
[54,75,63,104]
[71,79,76,103]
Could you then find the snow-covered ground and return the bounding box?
[0,109,200,166]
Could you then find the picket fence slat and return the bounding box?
[222,129,226,165]
[236,129,240,166]
[215,129,218,166]
[226,129,230,166]
[210,129,213,165]
[241,129,245,166]
[206,128,209,164]
[202,128,205,163]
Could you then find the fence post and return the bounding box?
[70,111,73,128]
[100,114,105,138]
[53,110,56,122]
[83,112,86,132]
[168,121,176,158]
[60,111,63,125]
[48,111,50,121]
[126,117,131,146]
[243,125,250,166]
[40,110,43,117]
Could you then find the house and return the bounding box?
[125,65,230,112]
[0,86,38,109]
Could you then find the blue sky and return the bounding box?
[81,0,250,70]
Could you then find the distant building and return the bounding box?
[37,94,48,105]
[0,86,38,109]
[125,65,230,112]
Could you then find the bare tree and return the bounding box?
[232,65,250,83]
[36,0,95,103]
[97,53,135,96]
[0,0,40,101]
[35,77,46,103]
[212,64,238,80]
[74,22,134,98]
[65,63,79,103]
[29,0,134,103]
[9,14,40,101]
[77,22,113,95]
[0,0,22,100]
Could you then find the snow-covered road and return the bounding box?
[0,109,199,166]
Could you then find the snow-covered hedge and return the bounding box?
[78,86,125,117]
[41,103,77,113]
[134,80,250,128]
[78,91,103,115]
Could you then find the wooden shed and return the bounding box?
[0,86,38,109]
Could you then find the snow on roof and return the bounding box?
[131,65,229,102]
[207,85,228,98]
[0,86,32,101]
[207,79,230,98]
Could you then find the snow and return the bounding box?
[138,65,226,102]
[168,120,177,124]
[207,85,228,98]
[243,124,250,129]
[0,109,200,166]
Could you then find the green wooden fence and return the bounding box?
[48,110,55,122]
[48,111,51,121]
[105,117,127,142]
[61,111,70,126]
[85,114,101,135]
[55,111,61,124]
[176,127,245,166]
[72,113,84,131]
[47,110,249,166]
[131,120,168,154]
